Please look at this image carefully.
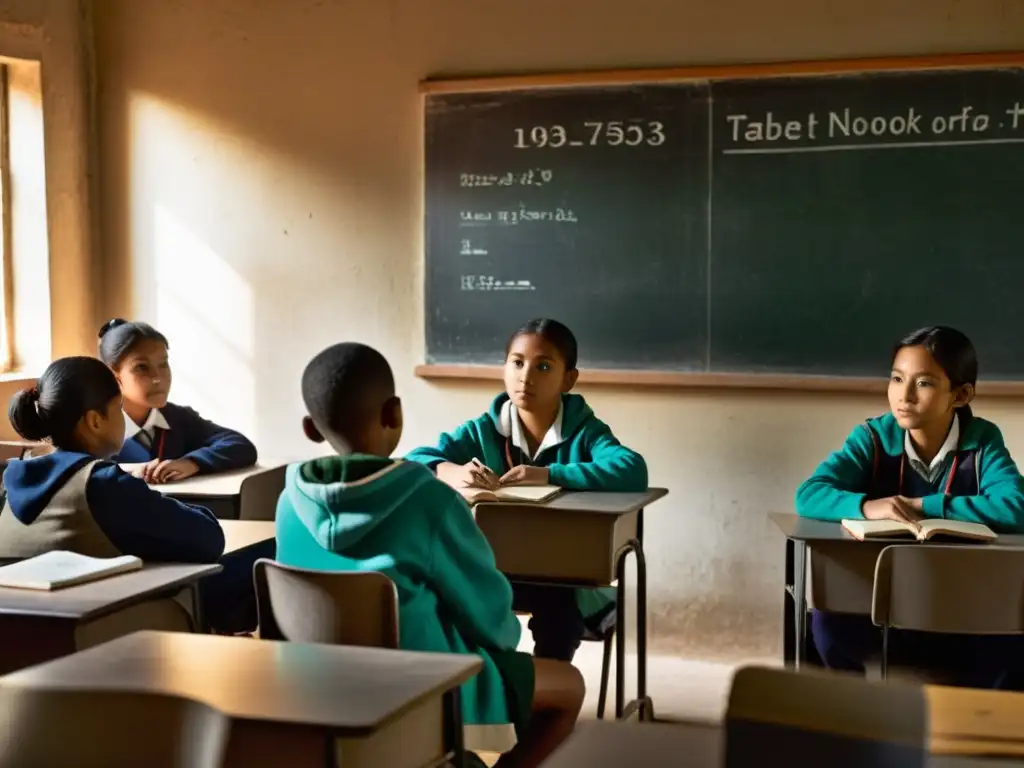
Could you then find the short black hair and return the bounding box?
[301,343,395,437]
[98,318,169,369]
[9,357,121,448]
[506,318,578,370]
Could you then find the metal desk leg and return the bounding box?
[792,539,808,670]
[617,537,652,722]
[443,687,465,766]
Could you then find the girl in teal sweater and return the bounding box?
[406,319,648,662]
[796,326,1024,689]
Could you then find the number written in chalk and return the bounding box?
[512,122,666,149]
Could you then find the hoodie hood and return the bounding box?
[486,393,594,446]
[285,455,434,552]
[3,451,95,524]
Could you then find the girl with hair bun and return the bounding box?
[0,356,225,563]
[2,356,265,633]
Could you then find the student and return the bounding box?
[0,357,225,562]
[405,318,648,662]
[275,342,584,768]
[98,318,257,484]
[796,326,1024,689]
[0,357,264,634]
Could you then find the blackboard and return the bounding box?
[422,55,1024,388]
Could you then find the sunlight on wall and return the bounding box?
[153,203,256,437]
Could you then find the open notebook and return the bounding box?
[841,518,997,543]
[0,551,143,591]
[459,485,562,505]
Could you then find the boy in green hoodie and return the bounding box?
[796,326,1024,690]
[405,319,648,662]
[275,342,584,767]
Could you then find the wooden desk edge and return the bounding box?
[0,563,222,621]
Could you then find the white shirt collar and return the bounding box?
[498,398,564,461]
[904,412,959,480]
[123,408,170,440]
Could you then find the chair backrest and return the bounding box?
[872,544,1024,634]
[253,558,399,647]
[807,541,885,614]
[0,441,49,462]
[725,666,927,767]
[0,687,229,768]
[239,465,287,521]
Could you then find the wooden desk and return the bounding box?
[123,463,289,521]
[477,487,667,723]
[545,720,1024,767]
[0,563,220,675]
[1,630,482,767]
[928,685,1024,757]
[769,513,1024,668]
[221,520,275,555]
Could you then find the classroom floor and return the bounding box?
[515,616,771,723]
[478,618,766,764]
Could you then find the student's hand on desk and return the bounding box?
[499,466,550,486]
[437,461,499,490]
[137,458,200,485]
[862,496,924,528]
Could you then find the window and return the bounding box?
[0,64,13,371]
[0,57,50,375]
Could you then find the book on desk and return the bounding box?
[841,519,996,543]
[458,485,562,505]
[0,551,143,591]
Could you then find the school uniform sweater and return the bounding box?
[112,402,258,473]
[796,412,1024,533]
[0,451,225,561]
[275,455,521,725]
[405,392,649,617]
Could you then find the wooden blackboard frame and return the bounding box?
[419,51,1024,395]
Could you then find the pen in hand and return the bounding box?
[470,457,499,489]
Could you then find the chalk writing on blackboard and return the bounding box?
[723,101,1024,155]
[459,208,578,226]
[460,275,535,292]
[460,170,554,187]
[460,239,488,256]
[512,121,666,149]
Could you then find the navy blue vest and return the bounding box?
[865,421,978,500]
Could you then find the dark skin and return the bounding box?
[301,394,403,458]
[863,344,974,529]
[300,387,585,767]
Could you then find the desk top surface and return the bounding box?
[119,462,288,498]
[769,513,1024,548]
[477,487,668,516]
[1,630,481,734]
[0,563,220,620]
[545,720,1023,767]
[220,520,275,554]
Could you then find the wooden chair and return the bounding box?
[872,544,1024,680]
[239,465,287,521]
[726,665,927,767]
[253,559,398,647]
[253,560,476,764]
[0,687,229,767]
